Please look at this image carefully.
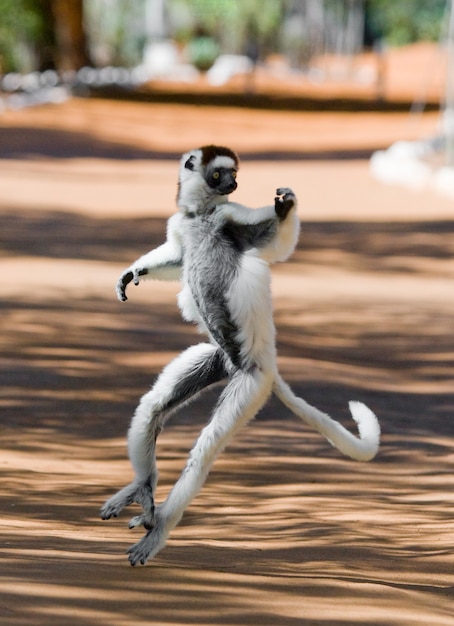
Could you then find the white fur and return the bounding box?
[273,376,380,462]
[177,149,237,214]
[102,147,380,566]
[117,213,184,299]
[227,251,276,367]
[177,282,201,326]
[136,212,183,278]
[210,155,237,169]
[221,201,300,262]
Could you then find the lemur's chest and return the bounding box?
[183,219,241,288]
[178,216,273,353]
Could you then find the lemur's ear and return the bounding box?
[184,155,196,170]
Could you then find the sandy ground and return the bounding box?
[1,73,453,626]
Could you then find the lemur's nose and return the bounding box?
[221,176,237,194]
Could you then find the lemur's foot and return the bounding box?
[100,480,155,528]
[128,481,155,529]
[128,512,154,530]
[127,509,168,566]
[274,188,296,221]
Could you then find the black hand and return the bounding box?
[274,188,295,221]
[117,271,133,302]
[134,267,148,284]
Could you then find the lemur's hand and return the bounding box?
[116,267,148,302]
[274,188,296,221]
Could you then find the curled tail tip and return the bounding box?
[348,400,381,461]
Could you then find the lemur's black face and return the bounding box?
[205,163,237,195]
[179,145,239,207]
[198,144,239,196]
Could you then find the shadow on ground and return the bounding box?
[1,195,453,625]
[2,206,454,269]
[0,125,380,160]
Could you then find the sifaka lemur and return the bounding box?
[101,145,380,566]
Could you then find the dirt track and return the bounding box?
[0,91,453,625]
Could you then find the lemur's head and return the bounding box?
[177,145,239,214]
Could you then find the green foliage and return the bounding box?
[175,0,447,57]
[187,34,219,70]
[172,0,283,55]
[0,0,32,71]
[85,0,147,67]
[0,0,53,72]
[0,0,448,74]
[368,0,447,46]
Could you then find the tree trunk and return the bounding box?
[51,0,91,70]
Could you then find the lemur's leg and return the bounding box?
[126,365,274,565]
[100,343,228,528]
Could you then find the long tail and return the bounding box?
[273,374,380,461]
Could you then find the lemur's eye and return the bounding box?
[212,171,220,180]
[232,170,237,179]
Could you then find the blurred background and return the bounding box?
[0,1,448,76]
[0,1,449,96]
[1,4,454,624]
[1,0,454,181]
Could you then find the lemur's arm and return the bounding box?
[116,212,184,302]
[219,188,299,263]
